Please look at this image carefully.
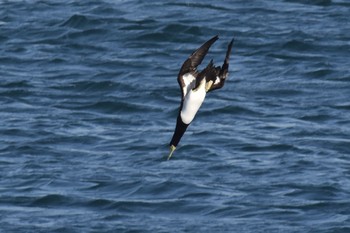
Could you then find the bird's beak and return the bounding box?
[167,145,176,160]
[205,80,213,92]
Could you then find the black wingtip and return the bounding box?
[227,37,234,48]
[187,35,219,69]
[202,35,219,49]
[225,38,234,62]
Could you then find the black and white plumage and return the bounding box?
[167,35,234,160]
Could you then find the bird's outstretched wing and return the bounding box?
[207,38,234,92]
[177,35,219,99]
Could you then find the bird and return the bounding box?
[167,35,234,160]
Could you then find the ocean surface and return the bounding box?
[1,0,350,232]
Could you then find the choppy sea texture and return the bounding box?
[1,0,350,232]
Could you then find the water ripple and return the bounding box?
[1,0,350,232]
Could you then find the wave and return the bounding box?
[285,0,332,7]
[31,194,74,207]
[203,105,261,116]
[61,14,105,30]
[0,80,33,88]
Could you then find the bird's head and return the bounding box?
[168,113,189,160]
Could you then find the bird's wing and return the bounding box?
[194,59,217,90]
[207,38,234,92]
[178,35,219,99]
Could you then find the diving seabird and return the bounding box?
[168,35,234,160]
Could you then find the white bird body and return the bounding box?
[180,78,206,124]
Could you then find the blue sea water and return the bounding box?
[1,0,350,232]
